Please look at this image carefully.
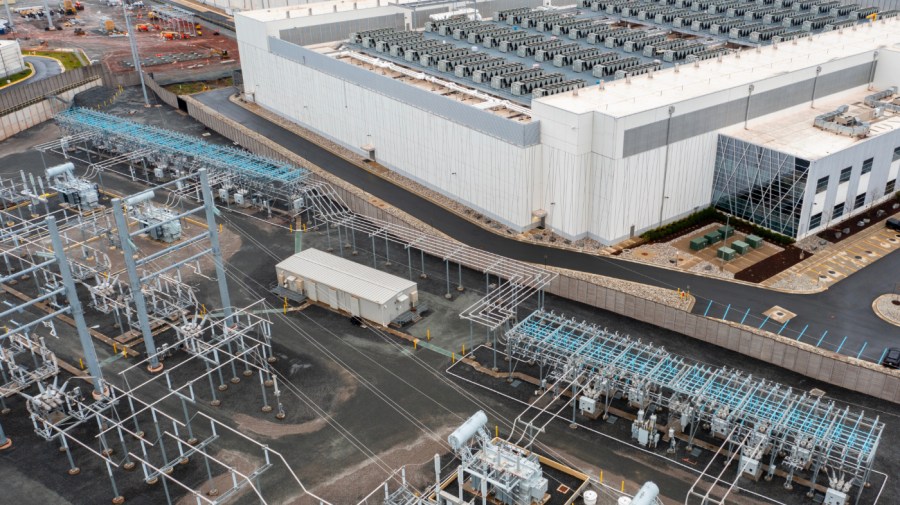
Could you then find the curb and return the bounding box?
[0,62,35,90]
[872,295,900,327]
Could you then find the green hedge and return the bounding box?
[640,207,795,245]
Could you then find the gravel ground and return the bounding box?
[874,294,900,326]
[795,234,834,253]
[768,272,821,291]
[620,223,748,280]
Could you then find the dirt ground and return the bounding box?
[1,0,239,77]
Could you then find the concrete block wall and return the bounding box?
[543,273,900,403]
[146,76,180,109]
[0,81,99,141]
[185,95,900,404]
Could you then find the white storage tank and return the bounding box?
[275,248,418,327]
[0,40,26,80]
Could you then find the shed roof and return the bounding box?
[276,248,416,304]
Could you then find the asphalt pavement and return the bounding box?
[23,56,62,81]
[194,88,900,360]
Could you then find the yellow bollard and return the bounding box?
[219,223,223,233]
[113,343,117,354]
[495,425,498,438]
[621,481,625,493]
[462,344,465,355]
[289,223,293,232]
[284,297,288,314]
[123,346,128,358]
[600,470,603,483]
[79,358,84,370]
[414,338,419,350]
[452,352,456,363]
[302,223,307,232]
[426,328,431,341]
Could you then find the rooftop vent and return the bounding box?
[813,105,870,137]
[864,87,900,113]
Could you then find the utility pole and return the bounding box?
[3,0,14,31]
[41,0,53,30]
[122,2,149,106]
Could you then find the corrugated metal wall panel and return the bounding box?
[268,36,540,147]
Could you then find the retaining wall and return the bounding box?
[0,64,103,114]
[184,94,900,404]
[146,75,180,109]
[0,81,99,141]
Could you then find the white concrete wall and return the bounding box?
[0,40,25,79]
[529,48,884,244]
[239,41,541,231]
[801,127,900,236]
[872,47,900,91]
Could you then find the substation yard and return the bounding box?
[0,87,896,505]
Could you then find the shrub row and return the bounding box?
[640,207,795,246]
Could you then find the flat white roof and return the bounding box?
[536,18,900,117]
[276,248,416,304]
[238,0,410,22]
[721,86,900,160]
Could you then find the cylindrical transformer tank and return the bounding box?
[583,490,598,505]
[631,482,660,505]
[45,162,75,178]
[448,410,488,450]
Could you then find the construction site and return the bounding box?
[0,0,899,504]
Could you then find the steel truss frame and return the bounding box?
[51,108,307,210]
[110,169,232,372]
[298,180,556,331]
[0,214,107,447]
[505,309,883,503]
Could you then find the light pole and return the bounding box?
[122,2,150,106]
[3,0,13,32]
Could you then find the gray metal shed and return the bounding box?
[275,248,418,326]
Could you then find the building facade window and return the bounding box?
[854,193,866,209]
[833,202,845,217]
[839,167,852,183]
[711,137,806,238]
[816,176,829,193]
[809,213,822,229]
[887,180,896,194]
[861,158,873,174]
[893,147,900,162]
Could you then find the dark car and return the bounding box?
[882,348,900,369]
[887,217,900,232]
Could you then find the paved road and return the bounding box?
[195,88,900,360]
[23,56,62,81]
